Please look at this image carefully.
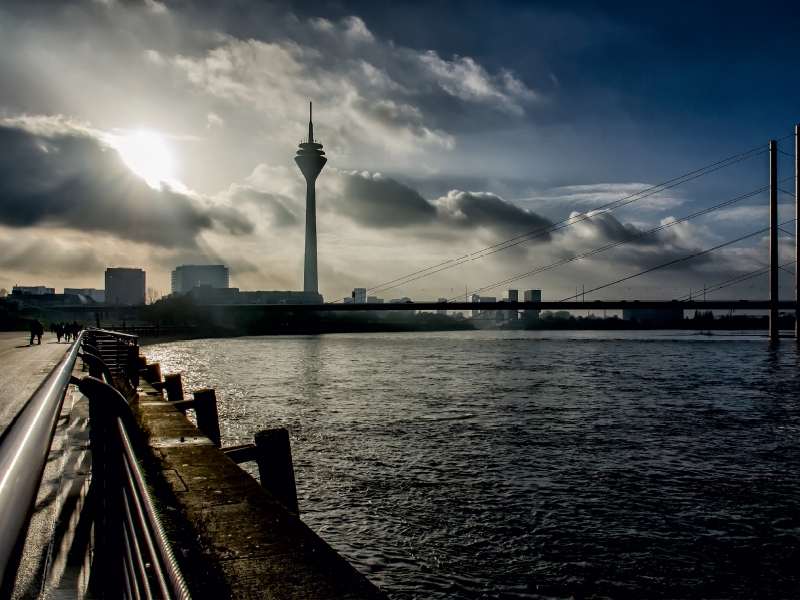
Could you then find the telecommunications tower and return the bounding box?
[295,102,327,294]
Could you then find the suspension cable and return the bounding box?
[451,179,797,301]
[341,144,771,301]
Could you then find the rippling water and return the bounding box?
[142,330,800,599]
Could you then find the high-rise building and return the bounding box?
[295,102,327,295]
[523,289,542,320]
[471,293,481,317]
[503,290,519,321]
[171,265,230,295]
[105,268,145,306]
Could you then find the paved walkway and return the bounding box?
[0,331,71,437]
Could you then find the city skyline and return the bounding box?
[0,1,798,303]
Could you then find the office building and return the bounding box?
[105,268,145,306]
[523,290,542,320]
[502,290,519,321]
[12,285,55,295]
[64,288,105,303]
[171,265,230,295]
[295,103,327,294]
[352,288,367,303]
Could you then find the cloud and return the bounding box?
[518,183,687,212]
[162,16,535,154]
[320,169,553,239]
[225,184,299,228]
[435,190,553,237]
[331,170,436,227]
[0,116,254,248]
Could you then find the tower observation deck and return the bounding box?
[295,102,327,294]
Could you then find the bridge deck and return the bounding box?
[0,331,70,437]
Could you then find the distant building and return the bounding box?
[12,285,54,295]
[523,290,542,320]
[189,286,322,305]
[172,265,229,295]
[622,308,684,324]
[351,288,367,303]
[437,298,448,315]
[105,268,145,306]
[471,294,482,317]
[65,288,105,303]
[367,296,384,303]
[390,297,413,304]
[502,290,519,321]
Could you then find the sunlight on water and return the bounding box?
[143,331,800,598]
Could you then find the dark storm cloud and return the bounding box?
[0,122,253,247]
[227,185,299,228]
[337,172,437,228]
[332,171,553,239]
[438,191,553,238]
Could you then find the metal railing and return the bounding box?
[85,328,140,387]
[0,328,191,598]
[0,331,84,594]
[78,375,190,599]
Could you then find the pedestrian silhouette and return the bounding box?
[29,319,44,345]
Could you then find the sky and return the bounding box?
[0,0,798,303]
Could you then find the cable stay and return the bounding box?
[557,218,796,302]
[331,142,772,302]
[450,178,795,302]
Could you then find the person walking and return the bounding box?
[29,319,43,345]
[56,322,64,343]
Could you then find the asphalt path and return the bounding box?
[0,331,70,437]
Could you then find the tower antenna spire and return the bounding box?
[308,101,314,143]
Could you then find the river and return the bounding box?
[142,330,800,598]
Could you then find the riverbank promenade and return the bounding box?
[0,332,70,436]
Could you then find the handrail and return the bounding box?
[0,331,83,591]
[87,327,139,340]
[119,419,191,600]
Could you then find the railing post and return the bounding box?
[87,389,125,597]
[254,429,299,515]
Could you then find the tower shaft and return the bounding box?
[303,180,318,293]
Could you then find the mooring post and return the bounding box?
[770,139,779,342]
[193,388,221,447]
[141,362,162,384]
[254,428,299,515]
[796,125,799,340]
[125,345,140,388]
[163,373,184,402]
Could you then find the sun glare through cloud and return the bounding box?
[111,130,175,188]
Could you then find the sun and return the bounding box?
[112,130,175,188]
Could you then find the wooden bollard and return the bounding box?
[140,363,162,384]
[254,429,299,515]
[163,373,184,402]
[125,345,140,387]
[193,389,221,447]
